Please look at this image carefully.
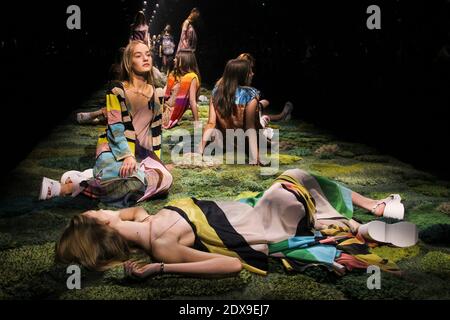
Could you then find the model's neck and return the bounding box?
[130,74,148,91]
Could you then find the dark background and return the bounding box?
[1,0,449,180]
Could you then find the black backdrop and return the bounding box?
[1,0,449,181]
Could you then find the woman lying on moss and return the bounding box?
[56,169,417,278]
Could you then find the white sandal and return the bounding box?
[39,177,61,200]
[60,169,93,197]
[358,221,418,248]
[371,194,404,220]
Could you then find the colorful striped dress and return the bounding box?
[84,81,172,207]
[162,72,199,129]
[163,169,399,275]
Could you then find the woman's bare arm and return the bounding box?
[126,238,242,278]
[198,99,217,154]
[189,78,199,122]
[245,98,259,165]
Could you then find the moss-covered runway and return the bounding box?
[1,87,450,300]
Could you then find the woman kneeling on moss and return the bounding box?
[56,169,417,278]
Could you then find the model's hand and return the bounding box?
[124,261,161,279]
[120,156,137,178]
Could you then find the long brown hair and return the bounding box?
[187,7,200,23]
[55,215,130,271]
[173,50,201,84]
[213,59,252,118]
[119,40,154,86]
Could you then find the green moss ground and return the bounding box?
[1,87,449,300]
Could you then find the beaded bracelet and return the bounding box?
[159,262,165,275]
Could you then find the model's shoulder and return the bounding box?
[107,81,126,97]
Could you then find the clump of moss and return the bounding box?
[336,174,391,187]
[38,156,95,171]
[314,144,340,159]
[234,191,260,201]
[419,224,450,246]
[336,273,417,300]
[354,155,392,163]
[279,154,302,165]
[412,185,450,198]
[371,245,420,263]
[337,151,355,158]
[420,251,450,274]
[407,205,450,231]
[256,274,345,300]
[279,141,297,151]
[62,270,251,300]
[0,243,61,298]
[268,154,302,165]
[437,202,450,216]
[309,163,364,178]
[292,147,313,157]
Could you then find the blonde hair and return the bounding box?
[55,215,130,271]
[119,40,155,86]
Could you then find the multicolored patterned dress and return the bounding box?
[130,24,150,43]
[177,20,197,53]
[162,72,199,129]
[83,81,172,207]
[162,169,399,275]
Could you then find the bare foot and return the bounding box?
[372,202,386,217]
[61,182,74,196]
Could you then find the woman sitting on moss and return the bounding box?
[39,41,172,208]
[162,50,201,129]
[199,58,294,165]
[55,169,415,278]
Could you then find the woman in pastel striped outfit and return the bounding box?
[39,41,172,207]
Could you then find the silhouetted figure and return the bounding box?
[129,11,150,48]
[177,8,200,54]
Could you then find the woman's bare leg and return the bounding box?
[268,111,287,122]
[190,103,199,122]
[83,109,104,119]
[262,101,293,122]
[352,191,386,216]
[77,108,106,124]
